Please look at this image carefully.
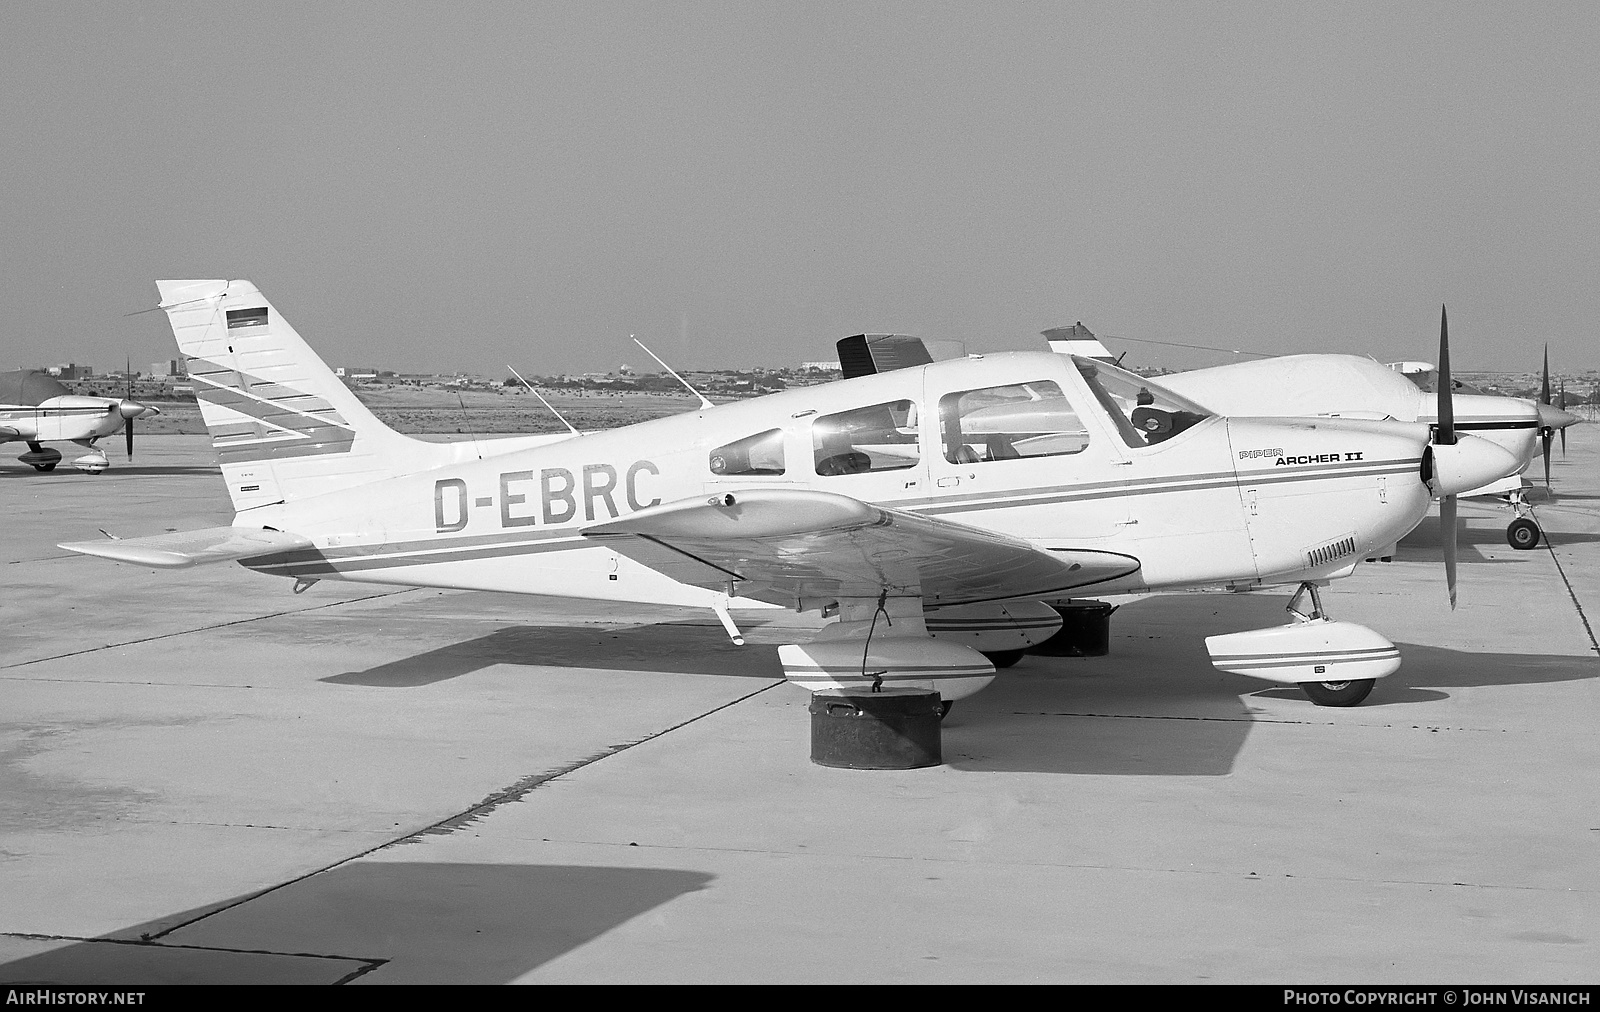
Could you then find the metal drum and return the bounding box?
[807,688,943,769]
[1027,600,1114,657]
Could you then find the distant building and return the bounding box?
[801,361,840,372]
[46,363,94,379]
[150,359,186,379]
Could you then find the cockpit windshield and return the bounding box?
[1073,357,1212,447]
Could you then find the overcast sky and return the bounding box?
[3,2,1597,377]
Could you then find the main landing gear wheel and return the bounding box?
[981,649,1025,669]
[1299,678,1376,707]
[32,461,57,472]
[1506,517,1541,551]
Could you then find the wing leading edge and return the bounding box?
[582,488,1140,607]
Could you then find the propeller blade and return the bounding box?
[1542,429,1552,488]
[1441,494,1458,610]
[1435,305,1455,445]
[1560,380,1567,457]
[1541,344,1551,405]
[125,415,134,460]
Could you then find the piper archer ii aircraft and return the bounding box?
[1150,353,1548,550]
[62,282,1520,711]
[845,325,1555,548]
[1,369,160,473]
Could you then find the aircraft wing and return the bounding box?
[58,527,314,569]
[582,488,1139,606]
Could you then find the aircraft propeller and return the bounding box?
[1435,306,1459,609]
[126,361,135,460]
[1559,380,1566,457]
[115,358,158,459]
[1541,345,1552,488]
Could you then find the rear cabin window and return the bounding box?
[939,381,1089,463]
[812,399,920,475]
[709,429,786,476]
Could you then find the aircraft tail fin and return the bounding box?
[157,280,455,514]
[1041,323,1115,361]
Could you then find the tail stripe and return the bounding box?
[188,356,356,464]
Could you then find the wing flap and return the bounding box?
[59,527,314,569]
[584,488,1139,605]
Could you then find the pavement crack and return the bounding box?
[0,589,422,671]
[2,931,385,972]
[1536,512,1600,657]
[401,679,787,842]
[134,678,784,943]
[1009,710,1503,731]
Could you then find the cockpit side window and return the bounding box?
[710,428,786,476]
[1073,358,1212,448]
[938,381,1088,463]
[813,399,920,475]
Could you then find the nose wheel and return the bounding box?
[1300,678,1376,707]
[1506,516,1541,551]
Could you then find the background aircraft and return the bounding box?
[0,368,159,472]
[64,281,1518,712]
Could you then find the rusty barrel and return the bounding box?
[807,688,943,769]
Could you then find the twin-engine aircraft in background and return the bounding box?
[1,369,159,473]
[64,281,1519,711]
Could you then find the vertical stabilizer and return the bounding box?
[157,279,447,513]
[1042,323,1115,361]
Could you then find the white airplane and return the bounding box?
[1153,353,1547,550]
[62,281,1519,712]
[848,326,1553,549]
[1,369,160,473]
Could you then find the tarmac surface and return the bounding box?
[2,432,1597,984]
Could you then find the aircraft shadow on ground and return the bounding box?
[1399,515,1600,552]
[325,622,784,686]
[0,862,713,985]
[941,593,1598,777]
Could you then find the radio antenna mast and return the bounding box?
[506,364,581,436]
[633,335,714,410]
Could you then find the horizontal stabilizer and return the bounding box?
[59,527,314,569]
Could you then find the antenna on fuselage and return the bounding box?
[632,335,714,410]
[455,392,484,461]
[506,364,581,436]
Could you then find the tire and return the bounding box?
[981,649,1025,669]
[1507,517,1541,551]
[32,462,57,472]
[1300,678,1376,707]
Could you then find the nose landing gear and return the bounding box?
[1205,581,1397,707]
[1502,489,1542,550]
